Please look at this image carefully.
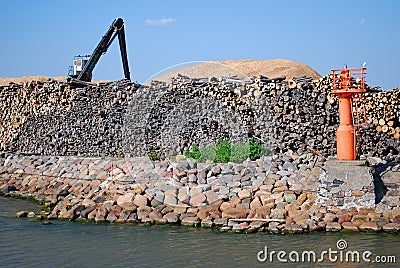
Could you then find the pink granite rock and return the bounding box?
[189,193,206,207]
[222,207,247,219]
[341,222,359,232]
[359,222,381,232]
[382,223,400,233]
[117,193,136,210]
[338,214,352,224]
[134,194,148,207]
[95,207,108,222]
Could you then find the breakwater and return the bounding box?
[1,152,399,233]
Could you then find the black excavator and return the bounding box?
[68,18,131,82]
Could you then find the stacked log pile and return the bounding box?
[0,80,75,151]
[362,89,400,155]
[125,73,398,158]
[0,75,398,158]
[123,77,255,157]
[251,75,340,156]
[1,79,138,156]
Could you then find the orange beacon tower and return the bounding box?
[331,67,366,160]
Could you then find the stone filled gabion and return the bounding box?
[0,75,399,158]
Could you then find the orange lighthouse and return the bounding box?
[331,67,366,160]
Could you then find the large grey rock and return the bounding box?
[163,212,179,223]
[1,185,17,193]
[181,216,200,226]
[137,206,152,220]
[189,186,203,197]
[164,195,177,206]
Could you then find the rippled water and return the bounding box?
[0,196,399,267]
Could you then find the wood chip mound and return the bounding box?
[149,58,321,84]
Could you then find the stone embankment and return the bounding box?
[1,152,400,234]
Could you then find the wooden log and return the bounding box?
[288,79,297,89]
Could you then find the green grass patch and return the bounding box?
[185,138,270,163]
[148,149,162,161]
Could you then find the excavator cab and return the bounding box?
[68,55,91,79]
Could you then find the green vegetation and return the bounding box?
[184,138,270,163]
[185,143,201,160]
[214,138,231,163]
[148,149,162,161]
[249,139,270,161]
[198,146,216,162]
[230,142,250,163]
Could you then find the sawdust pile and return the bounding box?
[149,58,321,83]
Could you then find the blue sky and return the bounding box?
[1,0,399,90]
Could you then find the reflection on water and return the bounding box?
[0,197,398,268]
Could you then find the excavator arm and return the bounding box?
[76,18,131,82]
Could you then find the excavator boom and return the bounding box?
[70,18,131,82]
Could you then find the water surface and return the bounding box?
[0,197,398,267]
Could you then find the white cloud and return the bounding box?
[145,18,176,26]
[360,18,366,25]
